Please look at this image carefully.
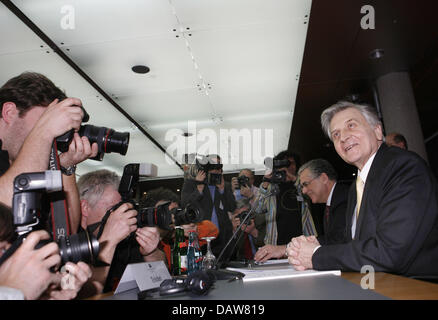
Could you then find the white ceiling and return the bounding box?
[0,0,312,178]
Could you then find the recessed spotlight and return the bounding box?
[369,49,384,60]
[132,65,150,74]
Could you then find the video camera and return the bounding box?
[55,106,129,161]
[0,171,100,267]
[263,157,291,184]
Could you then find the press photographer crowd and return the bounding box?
[1,72,438,300]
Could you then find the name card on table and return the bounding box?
[114,261,171,294]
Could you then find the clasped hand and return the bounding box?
[285,236,320,271]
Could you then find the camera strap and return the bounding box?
[48,141,71,241]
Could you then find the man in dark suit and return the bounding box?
[297,159,350,245]
[287,101,438,278]
[181,154,236,260]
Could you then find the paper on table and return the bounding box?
[226,262,341,282]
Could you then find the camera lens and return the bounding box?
[79,125,130,157]
[58,230,99,265]
[173,205,200,226]
[138,205,173,230]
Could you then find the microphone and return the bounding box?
[212,189,279,274]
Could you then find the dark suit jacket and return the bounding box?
[181,179,236,259]
[313,144,438,277]
[317,181,350,245]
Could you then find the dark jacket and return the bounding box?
[181,179,236,260]
[317,181,350,245]
[313,144,438,277]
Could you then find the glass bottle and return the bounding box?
[171,226,184,276]
[187,231,197,275]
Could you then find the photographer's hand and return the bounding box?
[45,262,92,300]
[195,170,206,193]
[0,230,61,300]
[136,227,160,257]
[31,98,84,142]
[59,133,98,167]
[231,177,239,192]
[99,203,137,249]
[240,185,253,198]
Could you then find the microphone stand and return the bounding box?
[210,185,279,279]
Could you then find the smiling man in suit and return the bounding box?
[297,158,349,246]
[286,101,438,278]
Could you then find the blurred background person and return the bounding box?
[181,155,236,260]
[386,132,408,149]
[297,159,349,245]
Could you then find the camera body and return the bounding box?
[263,157,291,184]
[108,200,200,230]
[194,155,223,186]
[236,175,250,189]
[238,209,252,224]
[55,106,129,161]
[10,171,99,266]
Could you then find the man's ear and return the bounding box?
[320,172,329,184]
[1,102,19,124]
[80,199,89,228]
[374,124,384,142]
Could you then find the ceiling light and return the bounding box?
[369,49,384,60]
[131,65,150,74]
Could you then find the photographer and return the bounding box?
[0,72,98,233]
[140,187,219,268]
[78,169,165,293]
[230,198,265,261]
[253,150,317,262]
[231,169,260,208]
[181,155,236,260]
[0,203,91,300]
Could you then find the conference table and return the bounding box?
[89,271,438,300]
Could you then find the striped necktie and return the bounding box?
[356,175,365,220]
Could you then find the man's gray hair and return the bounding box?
[321,101,382,141]
[77,169,120,208]
[236,197,251,210]
[297,159,338,182]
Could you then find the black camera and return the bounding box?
[55,106,129,161]
[108,201,200,230]
[6,171,100,266]
[263,157,291,184]
[236,175,250,189]
[194,155,223,186]
[238,210,252,224]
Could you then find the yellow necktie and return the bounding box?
[356,175,364,220]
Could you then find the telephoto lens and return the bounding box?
[172,204,200,226]
[78,125,130,160]
[57,230,100,265]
